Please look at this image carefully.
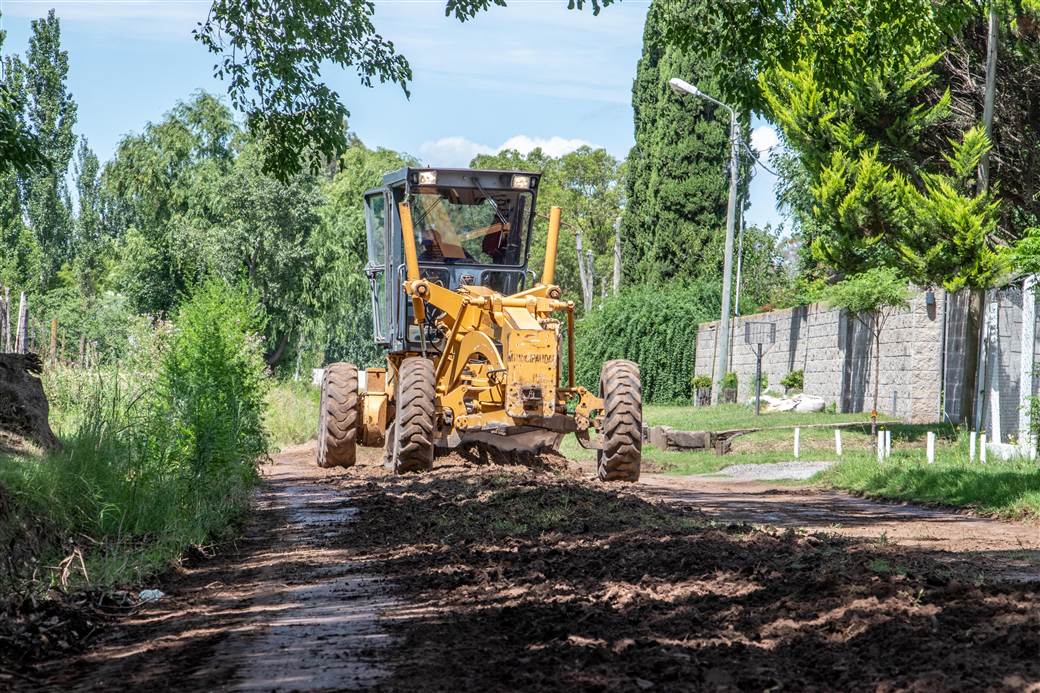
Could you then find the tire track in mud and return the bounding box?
[35,444,393,692]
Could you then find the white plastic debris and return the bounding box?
[138,589,165,602]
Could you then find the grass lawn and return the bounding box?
[608,402,1040,520]
[643,403,882,431]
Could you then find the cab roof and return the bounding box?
[381,167,542,191]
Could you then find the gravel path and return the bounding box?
[713,460,835,480]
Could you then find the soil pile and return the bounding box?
[0,354,57,451]
[343,463,1040,692]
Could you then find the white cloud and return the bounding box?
[750,125,781,163]
[419,134,595,167]
[4,1,207,40]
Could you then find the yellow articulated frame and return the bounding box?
[395,201,604,447]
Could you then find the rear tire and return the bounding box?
[391,357,435,474]
[597,359,642,482]
[318,363,359,468]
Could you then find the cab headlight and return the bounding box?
[511,174,531,189]
[418,171,437,186]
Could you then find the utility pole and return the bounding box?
[668,78,741,404]
[734,205,745,317]
[979,2,999,189]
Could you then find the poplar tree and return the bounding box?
[20,10,78,291]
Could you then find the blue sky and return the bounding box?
[0,0,783,229]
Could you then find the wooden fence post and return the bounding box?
[49,318,58,366]
[0,286,8,352]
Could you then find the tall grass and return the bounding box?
[1,280,269,588]
[266,380,320,449]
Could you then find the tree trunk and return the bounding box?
[575,232,593,311]
[612,217,621,295]
[265,332,290,368]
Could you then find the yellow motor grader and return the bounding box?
[316,167,641,481]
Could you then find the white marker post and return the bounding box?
[926,432,935,464]
[877,432,885,462]
[794,427,801,459]
[885,430,892,458]
[969,431,977,463]
[980,433,988,464]
[835,429,843,457]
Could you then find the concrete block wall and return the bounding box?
[695,289,949,423]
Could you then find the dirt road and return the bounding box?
[30,445,1040,691]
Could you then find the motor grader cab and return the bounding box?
[317,167,642,481]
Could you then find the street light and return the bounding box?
[668,77,741,405]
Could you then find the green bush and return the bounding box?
[574,282,719,403]
[721,371,738,390]
[691,375,712,389]
[1,280,269,587]
[781,369,804,392]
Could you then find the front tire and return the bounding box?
[597,359,642,482]
[390,357,435,474]
[317,363,359,468]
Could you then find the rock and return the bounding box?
[649,425,712,451]
[0,353,58,450]
[768,397,798,412]
[666,429,712,450]
[648,425,672,450]
[793,395,826,413]
[138,589,164,602]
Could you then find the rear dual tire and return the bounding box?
[597,359,642,482]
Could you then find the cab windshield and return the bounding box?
[409,186,532,266]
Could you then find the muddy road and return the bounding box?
[28,444,1040,691]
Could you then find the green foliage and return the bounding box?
[780,369,804,392]
[194,0,615,180]
[156,279,269,476]
[574,281,719,403]
[721,371,738,390]
[621,0,749,285]
[822,267,911,315]
[691,374,712,389]
[1,281,268,587]
[265,380,321,449]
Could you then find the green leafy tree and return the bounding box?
[104,92,238,315]
[621,0,750,285]
[822,267,910,440]
[0,8,48,178]
[194,0,616,179]
[71,137,107,296]
[207,138,325,368]
[18,10,78,291]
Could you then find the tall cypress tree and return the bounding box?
[621,0,749,284]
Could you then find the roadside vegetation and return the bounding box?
[0,281,272,590]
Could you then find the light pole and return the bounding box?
[669,77,740,404]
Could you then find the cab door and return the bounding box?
[364,189,391,345]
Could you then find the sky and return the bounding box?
[0,0,784,230]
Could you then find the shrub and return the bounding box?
[574,281,720,403]
[721,372,738,390]
[691,375,712,389]
[781,369,804,392]
[2,280,269,587]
